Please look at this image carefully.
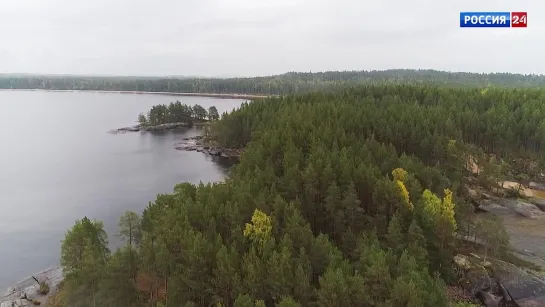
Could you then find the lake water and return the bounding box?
[0,90,245,291]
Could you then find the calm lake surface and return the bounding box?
[0,90,245,291]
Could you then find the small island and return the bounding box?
[109,101,220,133]
[109,101,242,158]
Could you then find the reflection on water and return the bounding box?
[207,155,239,171]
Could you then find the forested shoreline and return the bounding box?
[46,83,545,307]
[2,69,545,96]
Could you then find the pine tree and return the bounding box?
[406,219,429,269]
[213,245,241,306]
[267,245,294,301]
[317,268,351,307]
[386,214,405,256]
[208,106,220,121]
[324,182,343,241]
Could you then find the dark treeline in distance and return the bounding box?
[2,69,545,96]
[138,101,220,127]
[56,85,545,307]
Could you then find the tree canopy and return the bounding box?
[138,101,217,127]
[56,83,545,306]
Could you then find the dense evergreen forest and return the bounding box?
[138,102,220,127]
[2,69,545,96]
[55,84,545,307]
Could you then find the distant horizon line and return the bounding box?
[0,68,544,79]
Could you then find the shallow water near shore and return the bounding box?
[0,90,245,291]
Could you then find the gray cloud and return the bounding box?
[0,0,543,76]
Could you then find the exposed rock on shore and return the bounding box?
[478,197,545,219]
[493,259,545,307]
[110,125,142,133]
[529,197,545,212]
[1,266,63,307]
[108,124,242,158]
[473,189,545,269]
[453,254,545,307]
[478,200,515,216]
[108,122,190,134]
[174,136,242,158]
[501,199,544,219]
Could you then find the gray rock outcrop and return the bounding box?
[1,266,63,307]
[492,260,545,307]
[478,291,502,307]
[108,124,142,134]
[479,197,545,218]
[453,254,545,307]
[478,200,515,216]
[503,199,544,218]
[109,122,190,134]
[529,197,545,212]
[174,136,242,158]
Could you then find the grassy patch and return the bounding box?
[39,281,50,295]
[45,281,66,307]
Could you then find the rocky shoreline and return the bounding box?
[174,136,242,158]
[108,124,241,157]
[461,184,545,306]
[108,122,191,134]
[1,266,63,307]
[454,253,545,307]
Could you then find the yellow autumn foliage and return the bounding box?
[391,168,413,211]
[392,168,408,182]
[396,180,413,211]
[421,189,441,218]
[441,188,457,231]
[421,188,457,231]
[243,209,272,245]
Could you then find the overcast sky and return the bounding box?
[0,0,543,76]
